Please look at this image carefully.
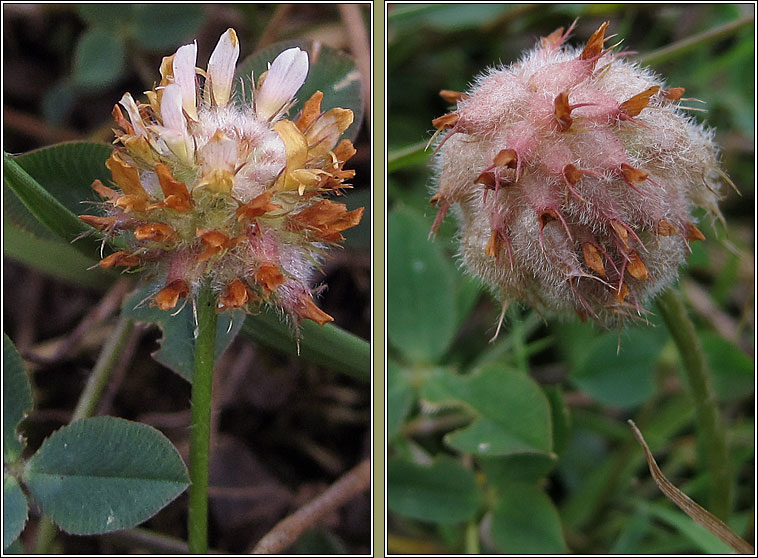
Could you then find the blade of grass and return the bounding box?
[640,15,755,66]
[242,311,370,381]
[3,152,99,258]
[388,140,431,173]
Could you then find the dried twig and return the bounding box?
[4,107,81,144]
[29,278,132,364]
[628,420,754,554]
[339,4,371,126]
[255,4,293,50]
[250,458,370,554]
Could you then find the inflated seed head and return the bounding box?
[430,21,725,327]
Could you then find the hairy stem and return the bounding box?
[187,283,218,553]
[656,288,731,520]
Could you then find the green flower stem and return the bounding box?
[33,517,58,554]
[464,521,480,554]
[71,316,134,422]
[187,283,218,554]
[34,315,135,553]
[656,288,731,520]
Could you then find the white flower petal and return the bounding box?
[200,130,238,172]
[172,42,198,121]
[207,28,239,107]
[255,47,309,120]
[119,92,147,136]
[159,84,194,162]
[148,127,189,163]
[159,84,186,131]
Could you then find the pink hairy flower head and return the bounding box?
[430,21,727,326]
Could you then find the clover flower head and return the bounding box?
[81,29,363,326]
[430,21,727,327]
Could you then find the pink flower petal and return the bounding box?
[207,28,240,107]
[256,47,309,120]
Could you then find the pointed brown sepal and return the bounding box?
[218,279,257,312]
[439,89,466,103]
[541,26,566,49]
[619,86,660,117]
[611,219,629,249]
[493,148,518,169]
[295,292,334,326]
[432,112,459,130]
[685,222,705,242]
[627,250,648,280]
[429,193,450,237]
[296,90,324,132]
[333,139,357,164]
[554,91,573,132]
[111,104,134,135]
[563,164,583,185]
[293,200,364,242]
[80,215,118,231]
[475,171,497,189]
[153,279,189,311]
[657,219,677,236]
[134,223,176,243]
[580,21,609,60]
[237,190,282,221]
[114,195,149,213]
[91,179,120,202]
[155,163,192,212]
[105,152,148,199]
[614,282,630,303]
[582,243,606,276]
[539,209,559,228]
[661,87,685,102]
[255,262,285,295]
[620,163,648,184]
[197,230,237,261]
[99,251,140,269]
[485,229,501,257]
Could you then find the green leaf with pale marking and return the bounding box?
[388,205,458,364]
[3,334,33,463]
[421,364,553,457]
[235,39,364,141]
[3,474,28,550]
[121,283,245,383]
[387,456,481,523]
[23,417,188,535]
